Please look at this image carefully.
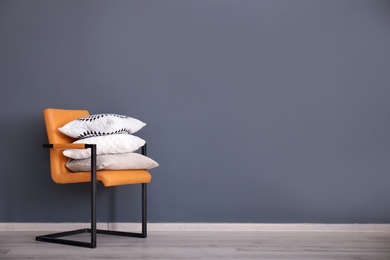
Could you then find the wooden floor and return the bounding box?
[1,231,390,259]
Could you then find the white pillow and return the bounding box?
[63,134,146,159]
[58,113,146,139]
[66,153,159,172]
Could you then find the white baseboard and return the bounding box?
[1,223,390,232]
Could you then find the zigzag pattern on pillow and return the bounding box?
[76,114,129,122]
[78,128,134,139]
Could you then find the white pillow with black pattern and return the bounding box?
[58,113,146,139]
[63,134,146,159]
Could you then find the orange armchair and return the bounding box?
[36,108,152,248]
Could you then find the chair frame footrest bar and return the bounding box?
[36,228,146,248]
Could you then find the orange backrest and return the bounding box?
[43,108,90,184]
[43,108,89,144]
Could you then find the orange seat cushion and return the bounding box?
[51,168,151,187]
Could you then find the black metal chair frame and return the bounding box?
[36,144,148,248]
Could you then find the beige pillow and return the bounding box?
[66,153,159,172]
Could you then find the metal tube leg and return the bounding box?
[142,183,147,238]
[141,144,148,238]
[90,144,97,248]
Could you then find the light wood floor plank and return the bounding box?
[1,231,390,259]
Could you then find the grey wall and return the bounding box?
[1,0,390,223]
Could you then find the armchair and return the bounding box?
[36,108,152,248]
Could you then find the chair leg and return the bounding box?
[141,144,147,238]
[91,144,97,248]
[142,183,147,238]
[35,174,98,248]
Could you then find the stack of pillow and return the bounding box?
[58,114,159,172]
